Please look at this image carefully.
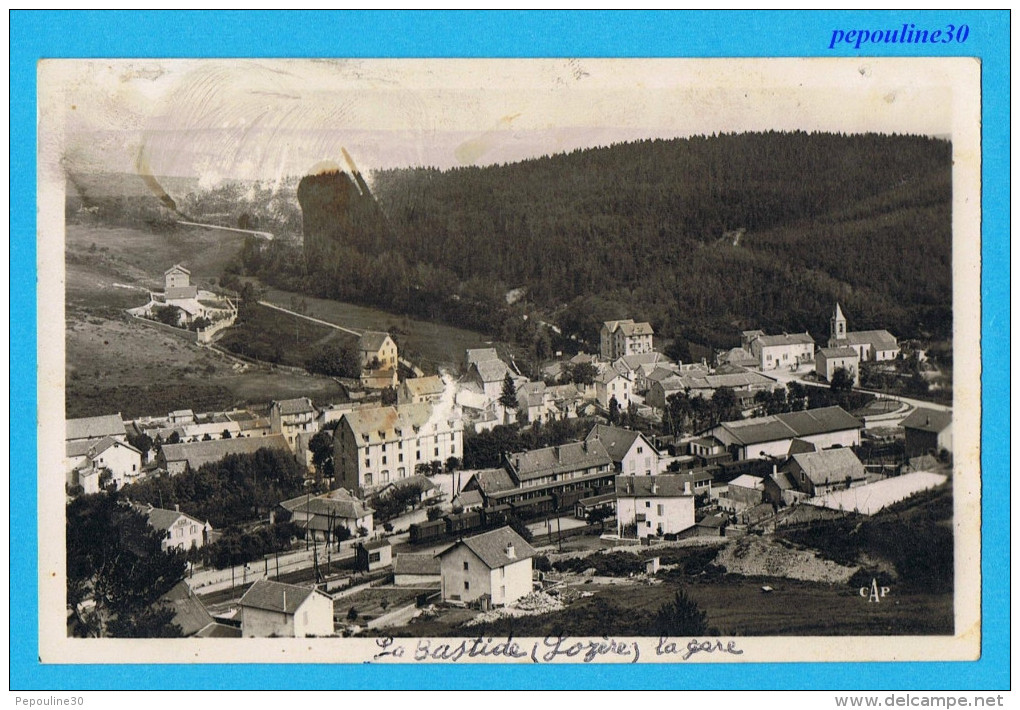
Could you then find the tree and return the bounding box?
[152,305,180,327]
[66,493,186,638]
[608,395,620,425]
[711,386,739,425]
[305,342,361,378]
[498,373,518,424]
[426,506,445,522]
[651,589,708,637]
[126,431,153,460]
[222,429,232,439]
[445,456,460,473]
[308,430,335,481]
[585,506,614,533]
[830,367,855,397]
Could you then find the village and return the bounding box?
[65,262,954,639]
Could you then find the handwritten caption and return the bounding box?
[373,635,743,663]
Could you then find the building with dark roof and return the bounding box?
[238,579,334,637]
[437,527,536,607]
[900,407,953,458]
[66,413,126,442]
[585,424,659,475]
[816,346,861,386]
[782,448,868,497]
[393,553,442,586]
[161,580,240,637]
[708,406,862,460]
[158,434,291,476]
[278,489,374,541]
[615,474,695,539]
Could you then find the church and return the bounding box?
[826,303,900,362]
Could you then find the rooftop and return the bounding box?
[439,526,537,569]
[788,448,866,486]
[900,407,952,434]
[359,330,393,352]
[507,440,612,481]
[239,579,325,615]
[160,435,290,470]
[615,474,690,498]
[716,406,861,446]
[394,553,441,576]
[66,413,125,441]
[273,397,316,416]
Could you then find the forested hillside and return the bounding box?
[256,132,953,354]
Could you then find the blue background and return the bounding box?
[10,10,1010,690]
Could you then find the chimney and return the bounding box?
[651,481,658,495]
[174,503,180,512]
[506,543,516,560]
[282,590,286,610]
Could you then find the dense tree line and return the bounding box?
[228,132,951,359]
[120,448,306,529]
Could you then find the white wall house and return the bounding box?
[615,475,696,539]
[239,579,334,638]
[438,527,536,608]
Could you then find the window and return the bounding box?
[382,471,390,483]
[657,504,664,515]
[369,552,381,562]
[416,451,421,460]
[365,473,373,485]
[435,448,439,457]
[464,581,470,591]
[398,453,403,462]
[463,561,469,571]
[645,501,651,508]
[365,458,370,467]
[637,446,643,454]
[647,521,652,528]
[451,444,455,454]
[382,455,387,465]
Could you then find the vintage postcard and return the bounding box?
[37,57,981,665]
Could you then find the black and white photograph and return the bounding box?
[37,57,981,663]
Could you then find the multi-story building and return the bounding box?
[437,527,536,607]
[269,397,318,450]
[600,319,654,361]
[615,475,695,539]
[333,403,464,495]
[742,330,815,371]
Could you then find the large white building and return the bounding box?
[742,330,815,371]
[615,475,696,539]
[333,403,464,495]
[437,527,537,608]
[600,320,654,361]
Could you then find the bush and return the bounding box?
[650,589,708,636]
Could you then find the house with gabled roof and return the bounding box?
[162,580,241,638]
[595,363,633,410]
[900,407,952,458]
[816,346,861,386]
[65,436,143,493]
[782,447,868,498]
[358,331,398,370]
[133,503,212,552]
[708,406,862,460]
[398,375,445,405]
[279,488,374,540]
[437,526,537,607]
[585,424,659,475]
[600,319,654,361]
[238,579,334,637]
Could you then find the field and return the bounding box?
[217,302,356,369]
[260,286,495,372]
[65,223,342,418]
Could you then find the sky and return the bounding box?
[39,58,959,188]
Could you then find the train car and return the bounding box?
[445,510,483,535]
[481,504,512,527]
[408,519,446,545]
[511,495,555,520]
